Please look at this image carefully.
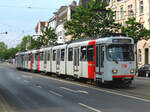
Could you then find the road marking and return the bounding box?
[60,87,88,94]
[20,71,150,102]
[97,88,150,103]
[49,90,63,97]
[78,103,102,112]
[22,75,32,78]
[24,80,29,83]
[35,84,42,88]
[77,90,88,94]
[16,77,21,80]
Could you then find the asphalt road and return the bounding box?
[0,63,150,112]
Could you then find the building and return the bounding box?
[108,0,127,25]
[34,21,47,39]
[48,15,57,30]
[108,0,150,68]
[54,1,77,43]
[137,39,150,68]
[79,0,110,8]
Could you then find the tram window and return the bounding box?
[101,46,104,67]
[68,48,73,61]
[28,54,31,61]
[44,52,47,64]
[35,53,38,61]
[53,50,56,61]
[80,46,87,61]
[61,49,65,61]
[40,52,43,61]
[32,54,34,63]
[87,45,93,61]
[47,51,50,61]
[96,46,99,67]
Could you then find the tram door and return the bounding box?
[74,48,79,77]
[56,49,60,73]
[96,45,104,76]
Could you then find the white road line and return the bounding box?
[35,84,42,88]
[20,71,150,102]
[78,103,102,112]
[78,90,88,94]
[22,75,32,78]
[60,87,88,94]
[49,90,63,97]
[97,88,150,103]
[23,80,29,83]
[60,87,77,93]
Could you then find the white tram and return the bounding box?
[16,36,135,85]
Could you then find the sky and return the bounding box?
[0,0,79,48]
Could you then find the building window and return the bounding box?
[80,46,87,61]
[139,0,143,14]
[128,4,134,17]
[68,48,73,61]
[138,49,142,62]
[120,7,124,19]
[113,11,117,20]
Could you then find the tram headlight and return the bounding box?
[130,69,134,73]
[112,69,118,74]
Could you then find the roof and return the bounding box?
[35,21,46,33]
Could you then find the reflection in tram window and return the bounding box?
[87,45,93,61]
[80,46,87,61]
[68,48,73,61]
[107,44,134,61]
[53,50,56,61]
[61,49,65,61]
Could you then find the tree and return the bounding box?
[19,35,32,51]
[121,17,150,68]
[121,18,150,43]
[38,26,57,47]
[6,48,19,59]
[64,0,121,40]
[0,42,7,60]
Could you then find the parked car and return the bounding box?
[137,64,150,77]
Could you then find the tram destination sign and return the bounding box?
[112,39,131,44]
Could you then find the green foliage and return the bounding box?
[5,48,19,59]
[0,42,19,60]
[37,26,57,47]
[121,17,150,43]
[19,35,32,51]
[64,0,121,40]
[0,42,7,59]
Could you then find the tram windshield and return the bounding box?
[107,44,134,61]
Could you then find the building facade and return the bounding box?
[54,1,77,43]
[108,0,150,68]
[34,21,46,39]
